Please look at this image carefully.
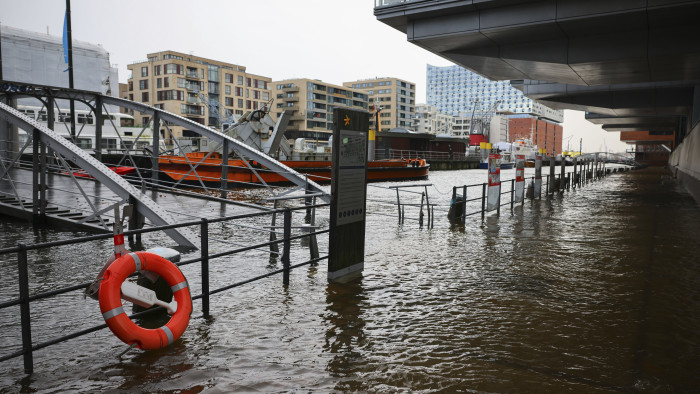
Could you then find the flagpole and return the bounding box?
[0,20,4,81]
[66,0,75,140]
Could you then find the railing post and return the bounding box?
[462,186,467,223]
[282,208,291,286]
[546,174,549,196]
[17,244,33,374]
[481,183,486,221]
[510,178,514,211]
[449,186,456,222]
[424,185,431,228]
[419,192,425,228]
[200,218,210,317]
[395,188,401,224]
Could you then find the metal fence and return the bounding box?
[0,204,329,374]
[387,165,625,228]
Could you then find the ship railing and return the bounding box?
[375,149,468,161]
[0,203,329,374]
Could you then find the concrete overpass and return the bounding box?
[375,0,700,200]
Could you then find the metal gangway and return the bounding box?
[0,82,329,248]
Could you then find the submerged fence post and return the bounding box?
[200,219,210,317]
[449,187,456,222]
[424,185,431,228]
[395,188,402,224]
[510,178,515,211]
[419,192,425,228]
[462,186,467,223]
[282,208,292,286]
[17,243,33,374]
[481,183,486,221]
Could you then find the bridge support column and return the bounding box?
[94,96,103,162]
[128,195,145,245]
[151,111,160,189]
[220,139,229,199]
[0,96,18,166]
[31,129,46,224]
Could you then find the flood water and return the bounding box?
[1,166,699,392]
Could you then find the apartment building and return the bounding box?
[413,104,453,135]
[127,50,272,143]
[343,77,415,131]
[271,79,368,141]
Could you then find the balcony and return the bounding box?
[283,96,299,102]
[186,72,200,79]
[282,86,299,92]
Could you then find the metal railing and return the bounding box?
[0,204,329,374]
[375,149,471,161]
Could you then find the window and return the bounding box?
[139,80,148,90]
[157,78,162,89]
[246,77,251,87]
[254,90,260,99]
[177,78,185,88]
[128,81,133,91]
[76,138,92,149]
[235,87,243,96]
[225,73,234,83]
[207,65,219,82]
[237,99,243,107]
[165,64,183,75]
[164,77,169,88]
[141,92,149,102]
[237,76,243,85]
[262,91,269,100]
[77,113,94,124]
[154,65,161,76]
[246,100,252,109]
[157,90,183,101]
[225,97,234,106]
[101,138,117,150]
[141,67,148,77]
[225,85,231,95]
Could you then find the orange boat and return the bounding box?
[158,152,429,186]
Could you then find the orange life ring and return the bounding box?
[98,251,192,350]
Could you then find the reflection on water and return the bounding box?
[1,167,699,391]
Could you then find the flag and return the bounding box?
[62,11,69,71]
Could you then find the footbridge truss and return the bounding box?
[0,101,198,247]
[0,82,329,247]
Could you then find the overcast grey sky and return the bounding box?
[1,0,629,152]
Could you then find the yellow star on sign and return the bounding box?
[344,115,350,126]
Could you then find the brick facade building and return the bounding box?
[508,117,563,155]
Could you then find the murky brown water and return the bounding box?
[1,167,699,392]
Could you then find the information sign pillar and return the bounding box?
[328,108,369,283]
